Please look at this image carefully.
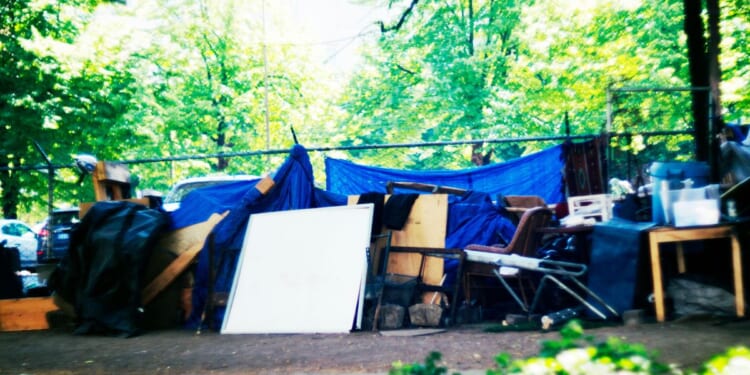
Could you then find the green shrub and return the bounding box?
[389,320,750,375]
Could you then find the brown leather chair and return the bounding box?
[503,195,547,224]
[462,206,553,309]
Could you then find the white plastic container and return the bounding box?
[672,199,720,227]
[650,162,710,224]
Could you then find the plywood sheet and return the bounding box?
[347,194,447,287]
[386,194,447,288]
[0,297,58,332]
[221,204,373,334]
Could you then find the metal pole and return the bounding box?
[4,130,693,172]
[262,0,271,162]
[708,92,718,182]
[32,140,53,258]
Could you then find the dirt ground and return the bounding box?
[1,315,750,375]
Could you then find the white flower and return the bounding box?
[722,356,750,374]
[556,348,592,373]
[518,357,555,375]
[578,361,616,375]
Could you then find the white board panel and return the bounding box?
[221,204,373,334]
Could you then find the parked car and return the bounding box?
[0,219,40,269]
[37,208,80,263]
[162,175,260,212]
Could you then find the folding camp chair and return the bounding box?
[462,207,553,307]
[463,250,619,319]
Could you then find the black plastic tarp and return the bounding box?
[49,201,169,337]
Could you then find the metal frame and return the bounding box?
[465,250,619,320]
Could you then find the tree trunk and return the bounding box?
[0,168,19,219]
[683,0,723,180]
[682,0,710,162]
[706,0,723,181]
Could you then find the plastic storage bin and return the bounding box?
[649,161,710,225]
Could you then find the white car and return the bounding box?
[0,219,40,269]
[162,175,260,212]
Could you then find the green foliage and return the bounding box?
[700,346,750,374]
[3,0,750,222]
[500,319,680,374]
[2,0,339,221]
[390,351,457,375]
[389,320,750,374]
[1,0,105,219]
[339,0,528,170]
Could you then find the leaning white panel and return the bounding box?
[221,204,373,334]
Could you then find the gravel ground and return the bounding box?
[1,315,749,374]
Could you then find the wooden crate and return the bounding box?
[567,194,612,222]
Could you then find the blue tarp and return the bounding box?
[324,145,566,204]
[177,145,348,329]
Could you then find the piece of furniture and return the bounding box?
[347,192,449,298]
[367,231,392,331]
[92,161,133,201]
[389,246,465,326]
[462,207,553,309]
[463,250,618,319]
[567,194,612,222]
[503,195,547,223]
[648,223,746,322]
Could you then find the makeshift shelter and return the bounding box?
[173,144,577,330]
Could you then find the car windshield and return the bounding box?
[164,181,233,204]
[51,211,79,226]
[164,176,259,205]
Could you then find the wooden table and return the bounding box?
[648,223,745,322]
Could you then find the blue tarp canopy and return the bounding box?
[325,144,566,204]
[175,145,347,329]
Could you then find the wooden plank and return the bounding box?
[94,161,131,183]
[142,245,202,305]
[155,211,228,256]
[142,211,228,304]
[79,198,150,218]
[0,297,58,332]
[255,176,275,195]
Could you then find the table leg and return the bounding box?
[731,233,745,317]
[676,242,686,274]
[649,233,666,322]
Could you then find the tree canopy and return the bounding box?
[2,0,749,221]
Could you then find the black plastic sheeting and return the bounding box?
[49,201,169,337]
